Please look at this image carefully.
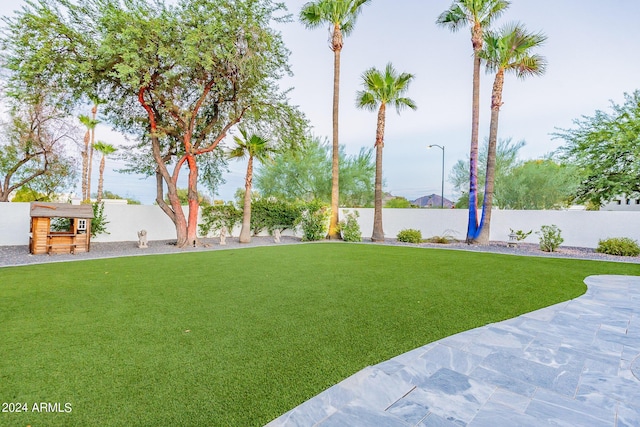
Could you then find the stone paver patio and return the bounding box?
[268,275,640,426]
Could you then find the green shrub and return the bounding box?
[384,197,416,208]
[199,202,242,237]
[509,228,532,241]
[299,201,330,241]
[596,237,640,256]
[428,235,451,244]
[538,224,563,252]
[50,217,72,232]
[250,198,303,236]
[397,229,423,244]
[338,210,362,242]
[201,198,306,238]
[91,202,110,237]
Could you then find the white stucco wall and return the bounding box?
[345,208,640,249]
[91,204,187,243]
[0,203,31,245]
[340,208,468,242]
[1,203,640,249]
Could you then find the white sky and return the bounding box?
[2,0,639,204]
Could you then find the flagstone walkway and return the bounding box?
[267,275,640,426]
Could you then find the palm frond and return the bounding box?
[300,0,371,36]
[356,62,417,114]
[436,4,467,31]
[355,90,378,111]
[93,141,116,155]
[228,146,247,160]
[481,22,547,77]
[437,0,510,31]
[514,54,547,79]
[229,128,274,163]
[477,0,510,28]
[299,2,324,29]
[394,97,418,114]
[78,114,99,129]
[341,0,371,36]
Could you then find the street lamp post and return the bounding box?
[427,144,445,208]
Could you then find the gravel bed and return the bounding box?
[1,237,639,268]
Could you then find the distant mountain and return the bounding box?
[411,194,454,208]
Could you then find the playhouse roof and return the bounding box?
[30,202,94,219]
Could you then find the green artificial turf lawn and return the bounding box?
[1,243,639,426]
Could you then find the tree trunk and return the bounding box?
[477,69,504,245]
[185,154,200,247]
[466,49,482,243]
[97,156,105,203]
[139,88,190,248]
[239,156,253,243]
[327,25,343,240]
[87,104,98,201]
[168,190,189,247]
[372,104,386,242]
[138,84,236,248]
[81,130,89,201]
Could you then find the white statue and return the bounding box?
[137,229,148,248]
[219,226,227,245]
[274,228,281,243]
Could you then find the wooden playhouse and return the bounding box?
[29,203,94,255]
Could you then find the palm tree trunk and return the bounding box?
[81,131,89,201]
[372,104,386,242]
[467,49,482,243]
[97,156,105,203]
[87,104,98,201]
[239,156,253,243]
[477,69,504,244]
[327,41,342,240]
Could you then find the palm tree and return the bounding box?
[300,0,371,240]
[86,101,101,203]
[476,23,547,244]
[93,141,116,203]
[437,0,510,243]
[228,129,275,243]
[356,63,416,241]
[78,114,99,201]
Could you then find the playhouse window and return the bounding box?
[77,219,87,232]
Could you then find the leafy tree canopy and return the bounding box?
[449,137,525,198]
[499,159,578,209]
[101,190,141,205]
[451,138,577,209]
[2,0,306,245]
[0,92,78,202]
[164,188,212,207]
[255,135,375,207]
[556,90,640,206]
[10,186,53,202]
[384,197,416,208]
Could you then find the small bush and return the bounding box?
[509,228,532,241]
[91,202,110,237]
[50,217,72,232]
[338,210,362,242]
[427,229,457,244]
[538,224,563,252]
[299,201,330,241]
[250,198,303,236]
[596,237,640,257]
[428,235,451,244]
[397,229,423,244]
[199,202,242,237]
